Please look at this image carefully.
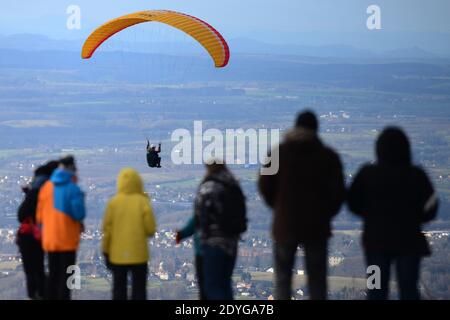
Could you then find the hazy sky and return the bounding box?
[1,1,450,51]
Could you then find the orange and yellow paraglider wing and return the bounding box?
[81,10,230,68]
[81,12,147,60]
[154,11,230,68]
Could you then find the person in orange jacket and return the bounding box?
[36,155,86,300]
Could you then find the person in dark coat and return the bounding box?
[17,160,59,300]
[195,160,247,300]
[259,110,345,300]
[348,127,438,300]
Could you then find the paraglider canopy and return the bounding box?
[82,10,230,68]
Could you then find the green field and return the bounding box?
[0,261,20,271]
[250,271,368,290]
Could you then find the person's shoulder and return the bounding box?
[322,145,339,158]
[41,179,53,189]
[105,194,123,208]
[25,188,41,203]
[202,179,219,189]
[38,180,53,196]
[199,179,221,194]
[361,162,376,171]
[321,145,344,166]
[410,165,431,182]
[410,165,426,174]
[104,197,115,209]
[277,138,300,156]
[354,163,377,177]
[68,182,84,195]
[138,193,151,203]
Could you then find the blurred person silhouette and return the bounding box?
[17,160,59,300]
[348,127,438,300]
[102,168,156,300]
[196,159,247,300]
[36,155,86,300]
[176,215,206,300]
[258,110,345,300]
[146,140,162,168]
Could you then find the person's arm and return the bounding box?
[147,140,150,151]
[258,147,279,208]
[17,189,38,223]
[327,152,346,217]
[418,169,439,223]
[178,216,196,240]
[36,186,45,225]
[258,175,276,208]
[157,143,161,153]
[347,166,368,217]
[69,185,86,222]
[143,198,157,237]
[102,201,113,261]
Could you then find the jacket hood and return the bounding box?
[284,127,318,141]
[205,169,238,188]
[50,168,74,186]
[376,127,411,166]
[35,161,59,177]
[284,127,321,145]
[117,168,144,195]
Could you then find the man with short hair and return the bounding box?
[37,155,86,300]
[259,110,345,300]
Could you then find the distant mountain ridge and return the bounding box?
[0,33,446,60]
[1,48,449,96]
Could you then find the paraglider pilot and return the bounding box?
[147,140,162,168]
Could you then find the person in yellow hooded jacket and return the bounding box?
[102,168,156,300]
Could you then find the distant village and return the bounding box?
[1,226,448,299]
